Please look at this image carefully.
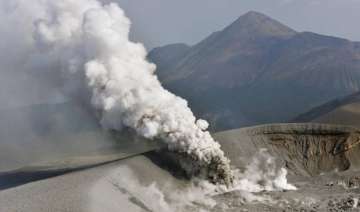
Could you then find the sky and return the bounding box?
[107,0,360,50]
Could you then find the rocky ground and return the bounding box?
[210,172,360,212]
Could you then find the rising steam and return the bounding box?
[2,0,232,185]
[233,149,297,192]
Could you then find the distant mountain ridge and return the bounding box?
[149,11,360,131]
[149,43,191,81]
[293,91,360,127]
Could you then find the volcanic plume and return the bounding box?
[2,0,232,185]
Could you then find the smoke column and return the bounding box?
[2,0,232,185]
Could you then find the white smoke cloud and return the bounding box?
[232,149,297,192]
[1,0,232,185]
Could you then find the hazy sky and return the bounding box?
[108,0,360,50]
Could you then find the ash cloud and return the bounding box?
[0,0,232,185]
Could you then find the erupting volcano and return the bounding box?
[3,0,233,185]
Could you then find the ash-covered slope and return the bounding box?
[2,123,360,212]
[294,91,360,127]
[150,11,360,130]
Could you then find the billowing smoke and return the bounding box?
[1,0,232,185]
[233,149,297,192]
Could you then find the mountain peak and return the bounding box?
[225,11,297,38]
[242,11,270,19]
